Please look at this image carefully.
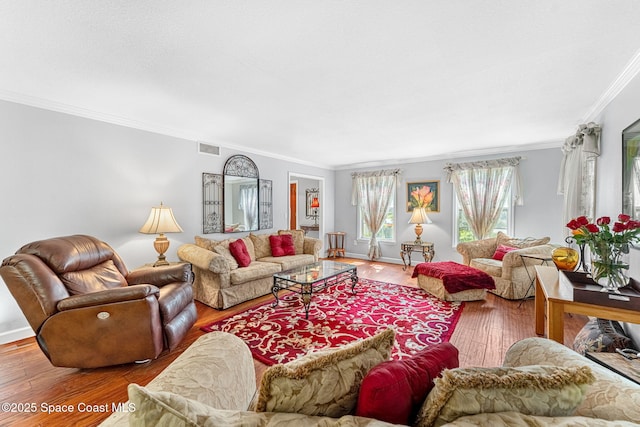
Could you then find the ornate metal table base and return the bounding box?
[272,261,358,319]
[400,241,435,271]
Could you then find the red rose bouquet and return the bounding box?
[566,214,640,291]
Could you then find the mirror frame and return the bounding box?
[622,118,640,248]
[223,155,259,233]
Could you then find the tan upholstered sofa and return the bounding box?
[456,232,555,300]
[98,332,640,426]
[177,230,322,309]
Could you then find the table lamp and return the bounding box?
[139,202,183,266]
[310,196,320,226]
[409,207,432,244]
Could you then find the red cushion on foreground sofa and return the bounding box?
[355,342,459,425]
[492,244,518,261]
[229,239,251,267]
[269,234,296,257]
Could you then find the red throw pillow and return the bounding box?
[355,342,459,425]
[269,234,295,257]
[229,239,251,267]
[492,244,518,261]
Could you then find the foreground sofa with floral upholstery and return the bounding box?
[177,230,322,309]
[98,331,640,427]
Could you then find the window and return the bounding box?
[357,188,396,242]
[445,157,521,247]
[454,192,513,246]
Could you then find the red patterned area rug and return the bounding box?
[201,278,464,365]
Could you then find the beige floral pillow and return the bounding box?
[194,235,218,251]
[415,365,594,427]
[213,240,238,270]
[255,328,396,418]
[249,233,272,259]
[278,229,305,254]
[242,236,256,261]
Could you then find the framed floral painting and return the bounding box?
[407,181,439,212]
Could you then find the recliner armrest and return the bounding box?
[128,263,193,287]
[57,284,159,311]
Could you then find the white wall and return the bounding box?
[0,100,335,343]
[334,148,566,265]
[592,72,640,345]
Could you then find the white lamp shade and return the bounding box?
[139,203,183,234]
[408,207,432,225]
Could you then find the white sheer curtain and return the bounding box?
[351,169,400,260]
[239,185,258,230]
[557,122,601,225]
[444,157,522,240]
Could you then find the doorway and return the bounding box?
[288,173,323,241]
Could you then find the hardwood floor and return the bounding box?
[0,258,587,427]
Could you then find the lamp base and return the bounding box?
[152,234,170,267]
[153,256,169,267]
[413,224,424,245]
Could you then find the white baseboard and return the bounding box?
[0,326,34,345]
[343,252,405,266]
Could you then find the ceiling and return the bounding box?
[1,1,639,169]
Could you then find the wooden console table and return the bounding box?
[535,265,640,344]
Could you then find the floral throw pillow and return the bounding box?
[414,365,594,427]
[255,328,395,418]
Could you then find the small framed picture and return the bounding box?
[407,181,440,212]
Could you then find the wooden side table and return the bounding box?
[535,265,640,344]
[327,232,346,258]
[400,241,435,271]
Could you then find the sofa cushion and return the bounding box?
[229,239,252,267]
[229,261,281,285]
[355,342,459,425]
[492,244,518,261]
[128,383,400,427]
[255,328,395,418]
[440,412,640,426]
[258,254,316,271]
[415,365,595,427]
[270,234,296,257]
[470,258,503,277]
[249,233,272,259]
[279,229,305,254]
[573,318,632,355]
[495,231,551,249]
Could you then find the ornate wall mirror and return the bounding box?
[223,155,259,233]
[623,118,640,222]
[305,188,320,226]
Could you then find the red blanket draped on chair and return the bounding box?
[412,261,496,294]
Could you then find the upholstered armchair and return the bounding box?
[456,232,555,300]
[0,235,197,368]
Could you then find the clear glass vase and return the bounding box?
[589,242,630,292]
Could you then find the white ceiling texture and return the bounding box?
[1,1,639,169]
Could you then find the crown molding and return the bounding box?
[583,48,640,123]
[335,139,562,171]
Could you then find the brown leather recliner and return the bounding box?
[0,235,198,368]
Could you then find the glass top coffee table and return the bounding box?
[272,260,358,319]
